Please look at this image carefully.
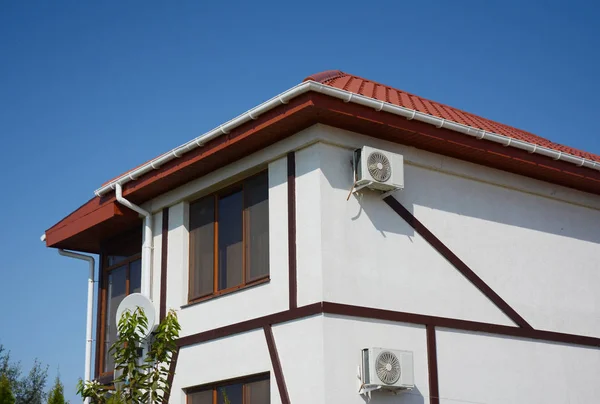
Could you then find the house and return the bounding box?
[43,70,600,404]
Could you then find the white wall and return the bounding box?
[165,201,188,316]
[168,315,600,404]
[151,122,600,337]
[395,166,600,336]
[272,316,326,404]
[296,125,600,336]
[295,146,324,307]
[149,123,599,403]
[437,328,600,404]
[295,141,514,326]
[150,210,163,304]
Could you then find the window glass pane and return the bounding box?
[189,197,215,298]
[218,191,243,291]
[129,259,141,294]
[217,384,242,404]
[107,255,128,267]
[244,172,269,282]
[104,265,126,373]
[188,389,212,404]
[245,379,269,404]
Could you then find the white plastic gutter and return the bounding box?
[95,80,600,197]
[115,183,152,298]
[57,249,94,404]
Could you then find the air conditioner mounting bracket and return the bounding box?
[359,383,382,396]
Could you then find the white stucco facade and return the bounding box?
[436,328,600,404]
[139,124,599,404]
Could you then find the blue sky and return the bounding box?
[1,0,599,402]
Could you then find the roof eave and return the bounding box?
[45,83,600,252]
[95,81,600,199]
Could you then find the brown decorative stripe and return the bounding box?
[166,301,599,398]
[426,325,440,404]
[176,302,323,348]
[287,152,297,309]
[322,302,600,347]
[383,196,533,330]
[163,346,179,403]
[263,325,291,404]
[175,301,600,350]
[160,207,169,322]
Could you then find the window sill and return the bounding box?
[182,277,270,309]
[95,372,114,386]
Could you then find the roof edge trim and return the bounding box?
[95,81,600,197]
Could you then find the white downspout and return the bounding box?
[115,182,152,298]
[57,248,95,404]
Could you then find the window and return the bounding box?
[189,171,269,302]
[187,374,269,404]
[103,257,140,372]
[98,229,142,376]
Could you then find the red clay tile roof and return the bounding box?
[304,70,600,162]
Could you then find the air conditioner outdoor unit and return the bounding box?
[353,146,404,192]
[360,348,414,393]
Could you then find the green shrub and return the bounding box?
[77,309,180,404]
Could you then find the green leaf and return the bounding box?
[76,307,180,404]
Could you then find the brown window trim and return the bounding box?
[104,253,142,272]
[97,250,142,379]
[185,372,269,403]
[188,170,269,304]
[183,276,270,308]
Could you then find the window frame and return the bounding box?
[186,373,270,404]
[187,171,270,305]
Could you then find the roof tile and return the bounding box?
[307,70,600,162]
[374,84,387,102]
[362,81,375,99]
[345,76,362,94]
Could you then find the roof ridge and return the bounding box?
[303,70,346,83]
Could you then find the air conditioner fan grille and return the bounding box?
[367,151,392,182]
[375,350,401,385]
